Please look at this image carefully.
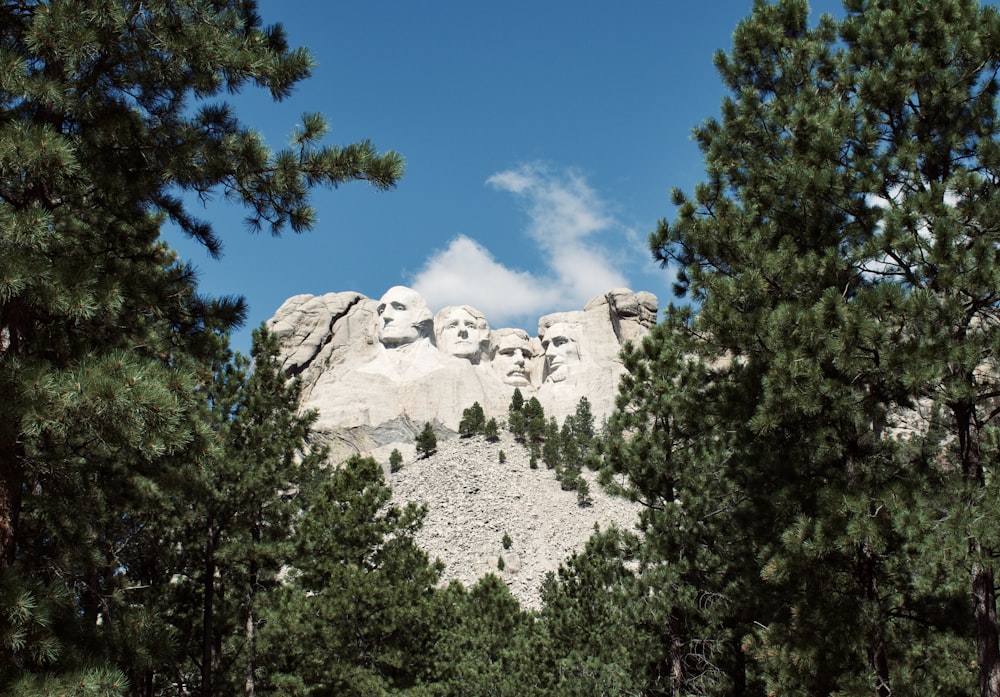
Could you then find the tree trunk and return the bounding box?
[202,520,216,697]
[669,610,683,697]
[847,445,892,697]
[974,565,1000,697]
[0,439,23,567]
[245,520,260,697]
[858,542,891,697]
[955,401,1000,697]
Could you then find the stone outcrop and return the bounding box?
[266,287,658,462]
[388,429,640,608]
[266,286,657,606]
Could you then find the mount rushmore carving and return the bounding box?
[266,286,658,462]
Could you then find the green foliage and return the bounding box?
[0,0,403,691]
[553,397,600,491]
[571,396,595,442]
[610,0,1000,692]
[535,527,649,697]
[502,532,513,550]
[497,556,506,572]
[509,387,525,413]
[499,449,507,464]
[484,417,500,442]
[459,401,486,437]
[508,388,527,442]
[429,576,538,697]
[389,447,403,473]
[128,327,328,694]
[7,665,130,697]
[575,477,592,507]
[416,422,438,459]
[261,455,442,695]
[524,397,546,443]
[542,417,562,470]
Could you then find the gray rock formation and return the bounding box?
[266,287,658,463]
[266,286,657,606]
[388,429,640,608]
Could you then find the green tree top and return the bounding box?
[0,1,404,691]
[459,402,486,437]
[416,422,437,459]
[1,0,405,563]
[638,0,1000,693]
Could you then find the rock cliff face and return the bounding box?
[265,286,658,605]
[266,286,658,463]
[388,429,639,608]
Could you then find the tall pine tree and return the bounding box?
[611,0,1000,693]
[0,1,402,691]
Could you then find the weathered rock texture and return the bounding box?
[267,287,658,463]
[388,429,640,608]
[266,286,656,606]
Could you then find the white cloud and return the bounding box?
[408,236,559,323]
[411,164,633,329]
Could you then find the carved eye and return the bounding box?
[377,304,386,315]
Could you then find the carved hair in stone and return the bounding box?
[375,286,434,347]
[490,328,535,387]
[434,305,490,363]
[539,321,581,383]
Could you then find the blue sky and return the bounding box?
[164,0,845,353]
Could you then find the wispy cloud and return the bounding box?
[411,163,633,329]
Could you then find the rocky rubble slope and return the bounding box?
[387,429,641,608]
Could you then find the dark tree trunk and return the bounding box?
[202,520,216,697]
[669,610,683,697]
[846,445,892,697]
[245,519,260,697]
[0,439,23,568]
[955,401,1000,697]
[858,542,891,697]
[974,566,1000,697]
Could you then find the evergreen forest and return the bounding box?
[5,0,1000,695]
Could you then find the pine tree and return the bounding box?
[260,455,443,694]
[508,388,527,442]
[188,327,327,696]
[510,388,525,413]
[416,422,438,459]
[535,527,648,696]
[523,397,546,443]
[572,397,596,442]
[0,1,402,691]
[459,402,486,438]
[389,448,403,473]
[542,417,562,471]
[429,575,538,697]
[484,418,500,443]
[603,324,759,694]
[622,0,1000,692]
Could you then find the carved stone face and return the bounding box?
[436,306,488,361]
[493,333,533,386]
[376,286,432,347]
[542,322,581,383]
